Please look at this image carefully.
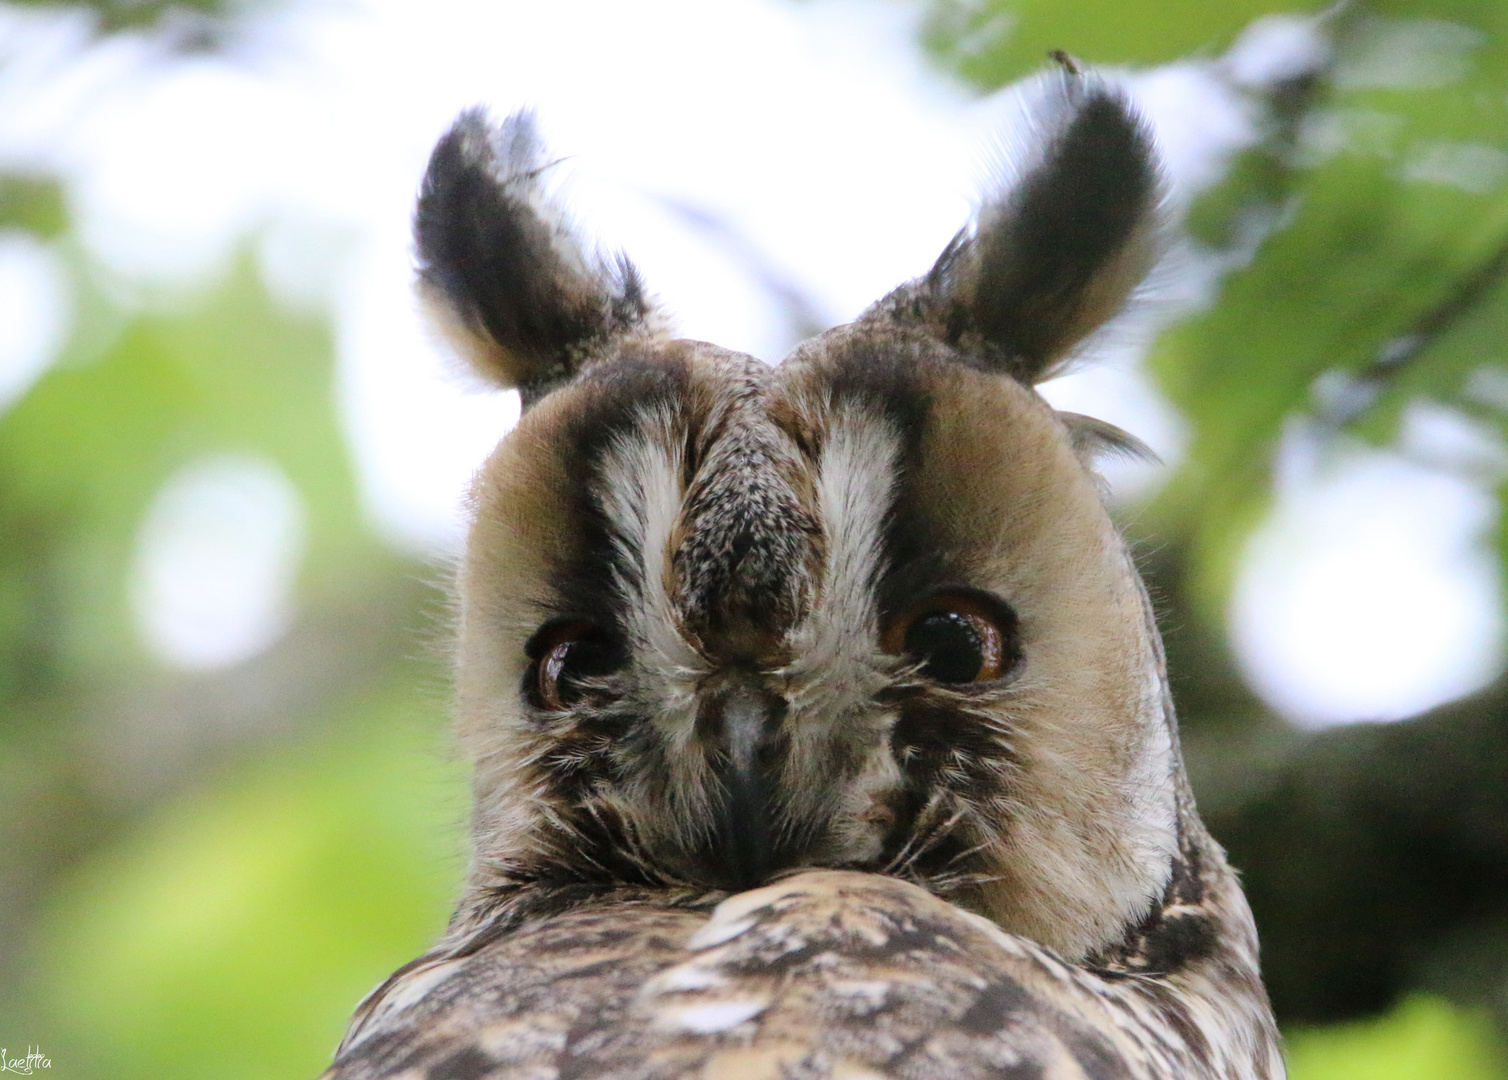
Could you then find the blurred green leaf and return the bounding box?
[0,246,427,1076]
[920,0,1319,88]
[31,675,463,1080]
[0,253,376,684]
[1287,996,1508,1080]
[1144,0,1508,620]
[5,0,269,46]
[0,176,67,238]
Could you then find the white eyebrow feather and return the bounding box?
[595,407,704,678]
[785,407,898,694]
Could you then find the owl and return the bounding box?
[323,68,1283,1080]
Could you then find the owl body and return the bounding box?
[332,871,1273,1080]
[324,71,1283,1080]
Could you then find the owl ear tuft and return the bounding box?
[415,109,660,405]
[867,70,1164,384]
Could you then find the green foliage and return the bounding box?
[1287,996,1508,1080]
[0,248,457,1077]
[1153,0,1508,619]
[0,8,458,1072]
[0,175,67,237]
[921,0,1317,89]
[6,1,1508,1078]
[0,257,374,684]
[7,0,271,44]
[31,685,462,1080]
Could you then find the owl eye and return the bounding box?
[882,590,1020,684]
[528,620,626,710]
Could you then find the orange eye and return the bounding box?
[881,590,1020,684]
[528,620,626,710]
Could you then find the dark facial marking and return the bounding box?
[1092,842,1218,979]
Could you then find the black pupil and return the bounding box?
[904,612,984,683]
[554,634,624,702]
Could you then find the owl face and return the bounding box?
[420,73,1176,962]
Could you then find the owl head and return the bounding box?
[417,72,1182,963]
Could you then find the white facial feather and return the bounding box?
[783,408,900,713]
[596,409,705,683]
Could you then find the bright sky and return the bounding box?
[0,0,1500,724]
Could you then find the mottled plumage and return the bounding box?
[324,68,1283,1080]
[333,869,1273,1079]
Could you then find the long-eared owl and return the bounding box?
[323,66,1283,1080]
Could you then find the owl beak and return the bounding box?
[710,683,786,892]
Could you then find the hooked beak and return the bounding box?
[708,683,786,892]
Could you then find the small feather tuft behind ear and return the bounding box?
[1059,411,1159,469]
[866,70,1164,385]
[414,109,659,404]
